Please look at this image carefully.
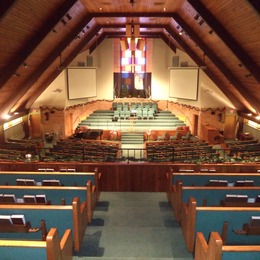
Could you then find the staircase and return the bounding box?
[120,132,144,145]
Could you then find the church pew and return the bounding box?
[194,231,260,260]
[0,180,94,223]
[0,170,101,203]
[181,197,260,252]
[170,180,260,222]
[0,228,72,260]
[166,170,260,203]
[169,172,260,187]
[0,197,87,251]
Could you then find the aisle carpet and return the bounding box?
[73,192,193,260]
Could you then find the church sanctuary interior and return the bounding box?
[0,0,259,259]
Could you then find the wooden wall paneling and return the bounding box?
[0,162,259,191]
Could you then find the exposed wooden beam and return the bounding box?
[101,23,167,29]
[89,29,168,53]
[172,13,260,112]
[89,33,107,54]
[24,25,102,110]
[91,12,176,18]
[161,33,177,53]
[0,0,78,89]
[247,0,260,13]
[104,31,162,39]
[188,0,260,82]
[2,15,94,114]
[164,26,243,110]
[0,0,16,22]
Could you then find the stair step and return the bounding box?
[121,132,144,144]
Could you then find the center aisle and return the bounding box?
[73,192,193,260]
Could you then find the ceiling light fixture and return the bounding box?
[194,14,200,20]
[61,19,67,26]
[66,13,72,20]
[3,114,11,120]
[198,19,205,26]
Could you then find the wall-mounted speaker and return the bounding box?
[86,55,93,67]
[180,61,188,67]
[172,56,179,67]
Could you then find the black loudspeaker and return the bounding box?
[180,61,188,67]
[172,56,179,67]
[86,55,93,67]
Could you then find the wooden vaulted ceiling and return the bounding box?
[0,0,259,122]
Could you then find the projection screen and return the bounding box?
[66,67,97,99]
[169,68,199,100]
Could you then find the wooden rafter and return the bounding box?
[0,0,16,22]
[247,0,260,13]
[0,0,78,89]
[91,12,175,18]
[172,13,260,113]
[25,25,102,110]
[3,15,94,114]
[161,33,177,53]
[188,0,260,82]
[164,26,243,110]
[89,33,107,54]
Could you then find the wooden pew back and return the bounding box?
[0,197,87,251]
[0,180,94,223]
[195,231,260,260]
[0,228,72,260]
[171,180,260,222]
[181,197,260,252]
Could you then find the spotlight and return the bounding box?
[194,14,200,20]
[66,13,72,20]
[3,114,11,119]
[245,73,252,78]
[198,19,204,26]
[61,19,67,26]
